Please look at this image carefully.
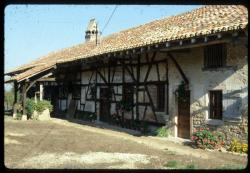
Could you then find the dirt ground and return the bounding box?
[4,116,248,169]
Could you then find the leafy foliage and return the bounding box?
[155,127,169,137]
[25,99,53,119]
[117,100,133,112]
[36,100,53,113]
[14,112,22,120]
[175,81,187,101]
[228,139,248,154]
[25,99,36,118]
[4,85,18,110]
[191,127,225,150]
[164,160,178,168]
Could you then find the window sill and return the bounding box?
[205,119,224,126]
[202,66,236,71]
[223,117,242,123]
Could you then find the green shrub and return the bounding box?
[25,99,36,118]
[228,139,248,154]
[25,99,53,119]
[164,160,178,168]
[155,127,169,137]
[15,112,22,120]
[191,127,225,150]
[36,100,53,113]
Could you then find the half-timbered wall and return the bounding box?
[56,40,247,143]
[74,52,169,124]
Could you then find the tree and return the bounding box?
[4,85,14,110]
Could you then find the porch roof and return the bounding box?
[5,5,248,83]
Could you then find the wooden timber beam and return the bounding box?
[94,67,97,115]
[136,54,140,121]
[96,68,108,84]
[22,82,28,115]
[118,59,136,82]
[144,85,158,122]
[167,52,189,87]
[25,80,38,93]
[85,71,94,100]
[143,52,158,122]
[165,58,169,114]
[143,52,156,83]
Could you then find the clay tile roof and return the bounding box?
[6,5,248,82]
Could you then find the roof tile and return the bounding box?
[7,5,248,82]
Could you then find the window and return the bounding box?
[123,85,134,104]
[209,90,222,120]
[72,86,81,99]
[204,44,226,68]
[156,84,165,112]
[58,86,68,99]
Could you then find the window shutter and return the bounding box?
[223,90,242,120]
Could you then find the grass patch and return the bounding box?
[163,160,178,168]
[155,127,169,137]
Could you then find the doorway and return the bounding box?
[99,87,111,122]
[177,90,190,139]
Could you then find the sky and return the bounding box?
[4,5,201,90]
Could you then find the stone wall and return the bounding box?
[167,41,248,144]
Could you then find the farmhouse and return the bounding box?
[5,5,248,143]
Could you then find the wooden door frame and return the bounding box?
[99,87,111,122]
[177,90,191,139]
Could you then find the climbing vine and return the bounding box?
[117,99,133,112]
[175,81,187,101]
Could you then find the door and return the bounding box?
[177,90,190,139]
[99,87,111,122]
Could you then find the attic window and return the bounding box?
[204,44,227,68]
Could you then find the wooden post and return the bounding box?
[14,81,18,105]
[165,58,169,114]
[22,82,28,115]
[39,83,44,101]
[122,58,125,126]
[95,67,98,120]
[136,54,140,121]
[12,81,18,118]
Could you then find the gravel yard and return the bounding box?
[4,116,247,169]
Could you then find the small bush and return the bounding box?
[191,127,225,150]
[25,99,36,118]
[25,99,53,119]
[36,100,53,113]
[164,160,178,168]
[228,139,248,154]
[15,112,22,120]
[155,127,169,137]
